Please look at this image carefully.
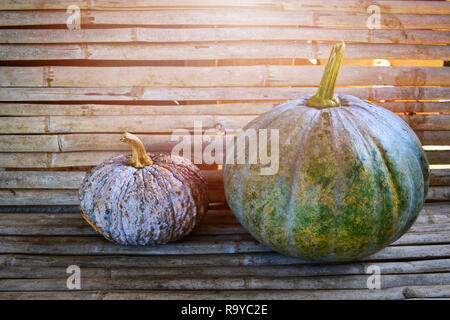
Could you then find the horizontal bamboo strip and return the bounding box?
[1,1,449,15]
[416,131,450,146]
[1,43,449,61]
[0,228,448,258]
[399,114,450,131]
[1,258,448,281]
[1,286,449,300]
[0,10,449,29]
[0,114,448,134]
[1,0,449,15]
[0,128,448,155]
[426,151,450,165]
[1,272,449,291]
[0,87,447,101]
[0,187,226,205]
[0,135,59,152]
[1,28,449,45]
[0,170,447,190]
[0,186,447,205]
[0,103,278,116]
[1,66,448,88]
[0,170,223,189]
[0,208,447,237]
[0,102,448,116]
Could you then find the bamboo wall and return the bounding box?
[0,0,449,206]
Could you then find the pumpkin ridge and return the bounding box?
[225,103,291,232]
[348,105,427,232]
[83,164,124,226]
[327,108,355,259]
[285,109,321,257]
[357,102,430,199]
[94,165,134,241]
[157,164,202,239]
[337,108,390,256]
[240,106,307,249]
[342,107,418,245]
[158,163,205,229]
[151,166,185,240]
[144,166,176,242]
[115,169,138,244]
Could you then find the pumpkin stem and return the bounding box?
[307,42,345,109]
[120,132,153,168]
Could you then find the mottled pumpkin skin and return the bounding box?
[224,95,429,261]
[79,153,208,246]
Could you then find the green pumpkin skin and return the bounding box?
[223,95,429,262]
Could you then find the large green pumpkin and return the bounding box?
[223,43,429,261]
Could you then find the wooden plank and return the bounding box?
[3,132,445,154]
[416,131,450,146]
[403,285,450,299]
[0,153,49,168]
[0,45,84,61]
[0,146,448,168]
[1,1,448,15]
[400,114,450,131]
[0,10,448,29]
[0,135,59,152]
[0,272,448,291]
[429,170,450,186]
[0,289,409,300]
[1,102,448,116]
[427,187,450,202]
[0,102,278,116]
[280,0,450,15]
[0,66,446,88]
[0,206,447,237]
[0,67,44,87]
[0,186,446,206]
[2,43,449,60]
[1,114,448,134]
[1,286,449,300]
[0,230,449,257]
[0,0,89,10]
[0,259,449,282]
[0,170,223,189]
[1,28,448,45]
[2,243,450,270]
[48,115,252,133]
[1,168,440,189]
[0,188,226,205]
[0,87,447,102]
[0,117,47,134]
[426,151,450,165]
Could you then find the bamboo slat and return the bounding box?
[0,170,447,190]
[0,186,447,205]
[0,130,449,155]
[0,257,448,279]
[0,114,448,134]
[1,28,448,45]
[0,10,449,29]
[0,102,449,117]
[0,1,449,15]
[1,66,448,88]
[1,87,447,101]
[1,286,448,300]
[1,43,449,61]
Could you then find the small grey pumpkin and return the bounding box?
[79,132,209,246]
